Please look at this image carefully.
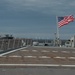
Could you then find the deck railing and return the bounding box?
[0,38,33,53]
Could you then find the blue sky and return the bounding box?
[0,0,75,39]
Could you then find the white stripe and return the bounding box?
[41,50,50,52]
[0,47,27,56]
[0,64,59,67]
[24,56,36,58]
[52,51,58,53]
[61,65,75,67]
[68,57,75,59]
[32,50,38,52]
[21,50,29,51]
[61,51,70,53]
[54,56,66,59]
[9,55,21,57]
[0,64,75,67]
[39,56,50,58]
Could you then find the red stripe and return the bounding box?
[58,15,74,28]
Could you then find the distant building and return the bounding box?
[2,36,14,39]
[65,35,75,48]
[0,34,14,39]
[70,35,75,47]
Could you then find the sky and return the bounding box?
[0,0,75,39]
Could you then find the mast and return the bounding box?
[56,16,60,46]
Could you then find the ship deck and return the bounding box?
[0,46,75,67]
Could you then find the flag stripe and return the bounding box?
[58,15,74,28]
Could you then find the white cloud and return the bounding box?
[1,1,60,13]
[0,0,75,39]
[1,0,74,15]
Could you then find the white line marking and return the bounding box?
[54,56,66,59]
[61,65,75,67]
[9,55,21,57]
[39,56,50,58]
[32,50,38,52]
[0,64,75,67]
[0,47,27,56]
[61,51,70,53]
[21,50,29,52]
[52,51,58,53]
[0,64,59,67]
[68,57,75,59]
[24,56,36,58]
[41,50,50,52]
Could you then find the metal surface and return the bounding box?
[0,46,75,75]
[0,46,75,66]
[0,67,75,75]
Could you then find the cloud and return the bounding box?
[0,0,75,39]
[1,0,74,15]
[2,0,74,15]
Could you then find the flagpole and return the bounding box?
[56,16,60,46]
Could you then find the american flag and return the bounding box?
[58,15,74,28]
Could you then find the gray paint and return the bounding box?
[0,67,75,75]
